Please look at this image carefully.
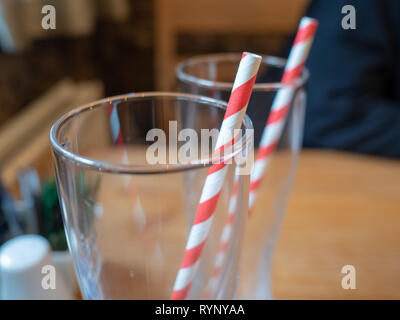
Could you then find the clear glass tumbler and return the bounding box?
[50,92,253,300]
[176,53,309,299]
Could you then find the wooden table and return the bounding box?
[8,148,400,299]
[268,150,400,299]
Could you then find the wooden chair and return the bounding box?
[154,0,309,90]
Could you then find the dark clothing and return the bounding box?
[304,0,400,158]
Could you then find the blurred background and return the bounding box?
[0,0,309,123]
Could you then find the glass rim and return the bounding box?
[50,92,254,174]
[176,53,309,91]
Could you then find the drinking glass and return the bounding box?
[50,92,253,299]
[176,53,309,299]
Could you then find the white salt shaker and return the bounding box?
[0,234,73,300]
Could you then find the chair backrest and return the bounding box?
[154,0,309,90]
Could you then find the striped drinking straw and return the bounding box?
[249,17,318,212]
[108,101,147,224]
[108,102,129,166]
[206,17,319,296]
[108,102,124,146]
[171,52,262,300]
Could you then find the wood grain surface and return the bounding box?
[268,150,400,299]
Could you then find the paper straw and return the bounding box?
[249,17,318,213]
[108,103,124,145]
[171,52,262,300]
[108,102,129,164]
[206,17,318,295]
[204,168,240,298]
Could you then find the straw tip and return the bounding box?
[242,52,262,61]
[301,16,319,27]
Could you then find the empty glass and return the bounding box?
[50,92,253,299]
[176,53,309,299]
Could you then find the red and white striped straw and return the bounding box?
[108,102,129,165]
[108,101,147,225]
[204,168,240,298]
[171,52,262,300]
[108,103,123,145]
[206,17,318,296]
[249,16,318,213]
